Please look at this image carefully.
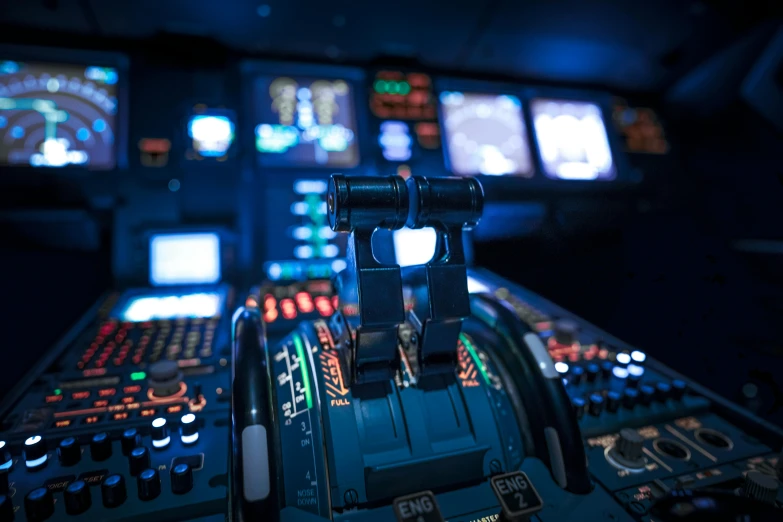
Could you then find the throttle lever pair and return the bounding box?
[328,174,483,386]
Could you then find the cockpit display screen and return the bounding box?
[253,76,360,168]
[0,59,118,169]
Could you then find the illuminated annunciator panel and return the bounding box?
[0,58,119,169]
[253,76,359,168]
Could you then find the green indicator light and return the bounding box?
[293,334,313,409]
[374,79,386,93]
[130,371,146,381]
[388,81,399,94]
[54,388,62,395]
[399,82,411,95]
[460,333,491,386]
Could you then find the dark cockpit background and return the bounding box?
[1,0,782,427]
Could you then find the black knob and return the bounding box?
[171,463,193,495]
[23,435,47,469]
[623,388,639,409]
[606,390,622,413]
[64,480,92,515]
[137,468,161,501]
[147,360,183,397]
[571,397,586,420]
[101,474,127,508]
[0,441,11,472]
[58,437,81,466]
[655,382,672,402]
[671,379,687,400]
[150,418,170,449]
[743,470,779,505]
[180,413,199,445]
[121,428,141,456]
[586,363,600,382]
[588,393,605,416]
[639,384,655,406]
[90,432,112,462]
[0,494,12,522]
[600,361,614,379]
[627,370,642,388]
[569,366,585,385]
[553,319,578,346]
[609,428,646,468]
[24,487,54,521]
[129,446,151,477]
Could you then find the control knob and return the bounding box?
[137,468,161,501]
[101,474,127,508]
[24,487,54,521]
[0,441,11,472]
[742,470,779,505]
[58,437,81,466]
[608,428,646,469]
[147,360,183,397]
[0,494,12,522]
[171,463,194,494]
[553,319,578,346]
[121,428,141,456]
[129,446,151,477]
[23,435,47,470]
[64,480,92,515]
[90,432,112,461]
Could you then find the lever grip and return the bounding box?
[328,174,409,232]
[406,176,484,229]
[231,307,279,521]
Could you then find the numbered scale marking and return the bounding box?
[273,332,329,516]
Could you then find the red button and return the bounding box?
[93,400,109,407]
[123,385,142,394]
[45,395,63,403]
[98,388,116,397]
[72,391,90,400]
[121,396,136,405]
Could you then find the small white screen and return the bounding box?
[150,233,221,286]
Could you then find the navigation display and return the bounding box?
[440,92,532,177]
[253,76,359,167]
[0,59,118,169]
[530,98,615,180]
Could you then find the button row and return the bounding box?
[50,404,188,428]
[571,380,687,419]
[7,465,194,520]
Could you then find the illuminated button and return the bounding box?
[623,388,639,409]
[166,405,183,414]
[606,391,622,413]
[631,350,646,364]
[90,433,112,462]
[150,418,170,449]
[569,366,585,385]
[180,414,199,445]
[128,447,150,477]
[93,399,109,408]
[0,441,12,472]
[615,353,631,366]
[101,474,127,508]
[639,385,655,406]
[554,362,569,375]
[24,435,48,470]
[71,391,91,400]
[612,366,629,382]
[98,388,116,398]
[118,430,139,456]
[655,382,672,402]
[139,408,156,417]
[571,397,586,420]
[64,479,92,515]
[137,468,161,501]
[112,412,130,422]
[123,385,142,394]
[58,437,81,466]
[170,463,194,494]
[588,393,605,416]
[82,415,102,425]
[586,363,600,382]
[44,394,63,404]
[24,487,54,521]
[121,396,136,405]
[627,365,643,388]
[671,380,687,400]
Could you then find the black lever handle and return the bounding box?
[231,306,279,521]
[328,174,409,385]
[404,176,484,376]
